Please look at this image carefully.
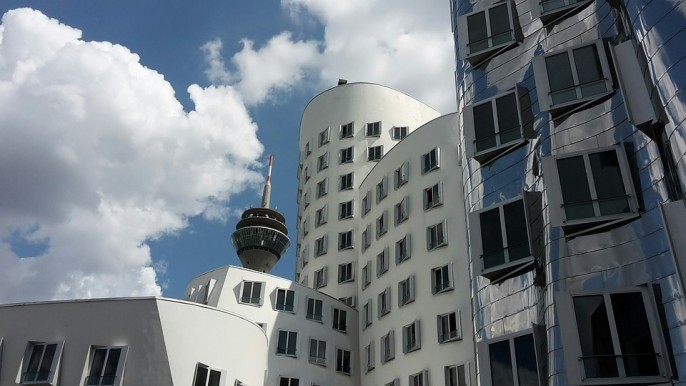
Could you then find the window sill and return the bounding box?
[473,138,527,165]
[561,212,640,238]
[466,39,518,67]
[548,90,613,120]
[480,256,535,283]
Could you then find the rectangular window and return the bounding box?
[431,263,454,294]
[364,299,373,327]
[21,341,64,384]
[336,348,352,375]
[314,235,328,257]
[395,234,412,265]
[277,331,298,356]
[445,364,468,386]
[315,206,328,227]
[340,122,354,138]
[394,162,409,189]
[438,311,462,343]
[316,178,328,198]
[333,308,348,332]
[366,121,381,137]
[362,225,371,252]
[301,246,309,267]
[381,330,396,363]
[458,2,517,64]
[394,196,410,225]
[378,287,391,318]
[240,281,264,305]
[398,275,416,306]
[376,247,389,277]
[85,346,128,386]
[376,176,389,203]
[309,339,327,366]
[193,363,222,386]
[365,341,375,372]
[403,320,421,353]
[392,126,409,140]
[339,200,353,219]
[483,333,539,386]
[306,298,324,322]
[339,296,356,308]
[368,145,384,161]
[340,146,354,163]
[303,166,311,182]
[338,262,354,283]
[275,289,296,312]
[340,173,353,190]
[376,210,388,239]
[279,378,299,386]
[314,267,328,289]
[319,127,330,146]
[362,262,371,290]
[421,147,440,174]
[317,152,329,171]
[338,230,353,250]
[423,182,443,210]
[427,221,448,250]
[533,40,613,115]
[385,380,399,386]
[409,370,428,386]
[362,190,372,215]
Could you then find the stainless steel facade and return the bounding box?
[451,0,686,385]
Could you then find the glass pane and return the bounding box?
[89,349,108,378]
[489,4,512,46]
[481,208,505,269]
[37,344,56,381]
[467,12,488,52]
[610,292,660,376]
[496,93,521,144]
[514,334,539,386]
[573,296,619,378]
[474,102,497,152]
[458,365,467,386]
[208,370,221,386]
[489,340,514,386]
[279,378,289,386]
[557,156,595,220]
[286,290,294,310]
[546,52,576,104]
[504,200,530,261]
[102,348,121,385]
[573,45,603,85]
[194,366,208,386]
[589,151,630,216]
[26,345,44,380]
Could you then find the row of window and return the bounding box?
[275,331,352,375]
[375,365,467,386]
[306,122,410,154]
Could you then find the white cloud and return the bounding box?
[0,8,264,303]
[200,38,232,84]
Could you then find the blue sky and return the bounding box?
[0,1,455,302]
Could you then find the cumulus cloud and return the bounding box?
[0,8,264,303]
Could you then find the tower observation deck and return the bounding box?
[231,155,290,273]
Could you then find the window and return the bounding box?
[409,371,429,386]
[301,246,309,267]
[340,173,353,190]
[403,320,421,353]
[275,288,296,312]
[319,127,330,146]
[363,299,373,327]
[533,40,613,116]
[339,200,353,219]
[314,235,328,257]
[376,247,389,277]
[333,308,348,332]
[368,145,383,161]
[336,348,352,375]
[338,230,353,250]
[464,87,532,164]
[394,196,410,225]
[305,141,311,156]
[392,126,409,140]
[531,0,593,24]
[394,162,409,189]
[338,262,354,283]
[20,341,64,384]
[471,197,534,282]
[193,363,222,386]
[423,182,443,210]
[544,145,638,235]
[362,262,371,290]
[314,267,328,289]
[303,190,310,208]
[457,2,518,65]
[446,364,469,386]
[85,346,128,386]
[361,225,371,252]
[317,152,329,171]
[431,264,454,294]
[366,121,381,136]
[385,380,400,386]
[240,281,264,305]
[376,210,388,239]
[480,332,539,386]
[303,165,311,182]
[398,275,416,306]
[427,221,448,250]
[558,289,670,383]
[438,311,462,343]
[339,296,356,308]
[362,190,372,215]
[340,122,354,138]
[315,206,328,227]
[302,217,309,236]
[340,146,354,163]
[279,377,299,386]
[378,287,391,318]
[316,178,328,198]
[306,298,324,322]
[381,330,396,363]
[365,341,375,372]
[421,147,440,174]
[309,339,327,366]
[376,176,388,203]
[395,234,412,265]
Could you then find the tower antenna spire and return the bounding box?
[261,155,273,208]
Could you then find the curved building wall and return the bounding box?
[451,0,686,385]
[356,114,474,386]
[295,82,441,302]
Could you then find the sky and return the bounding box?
[0,0,456,303]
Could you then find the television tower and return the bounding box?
[231,155,290,273]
